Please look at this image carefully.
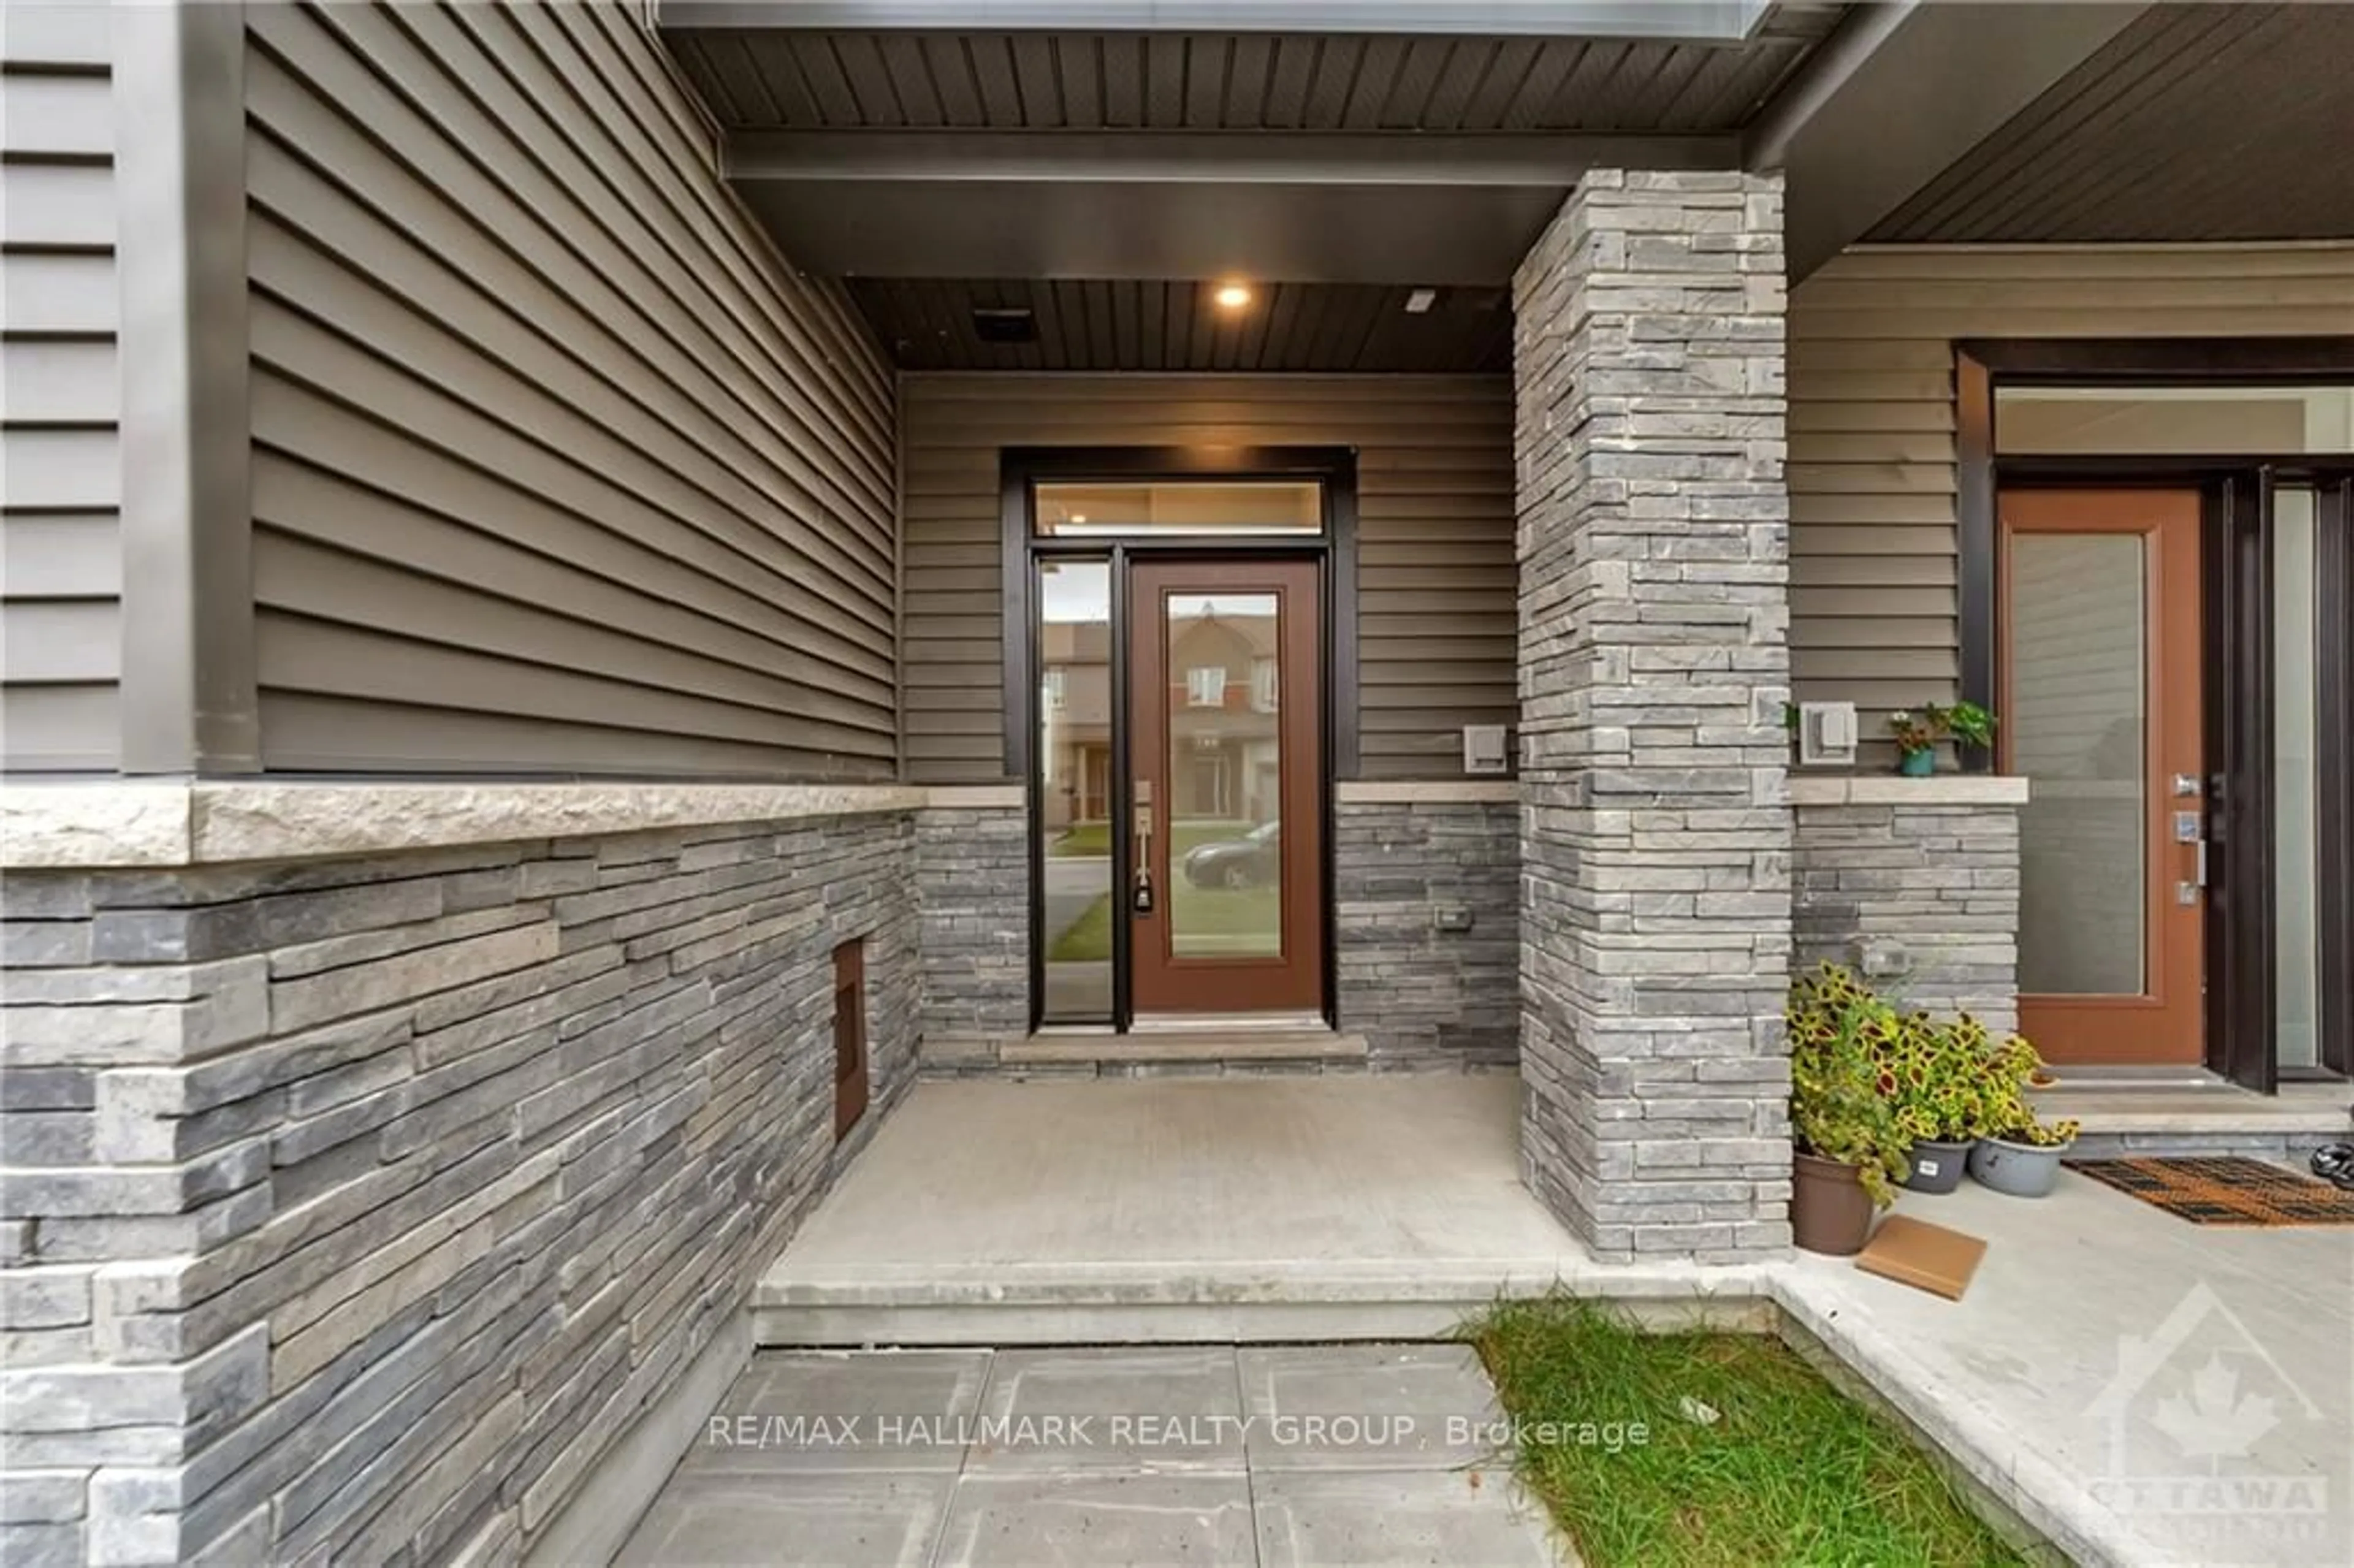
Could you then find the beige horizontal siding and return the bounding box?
[244,0,897,779]
[1,9,120,771]
[1789,242,2354,731]
[900,372,1515,785]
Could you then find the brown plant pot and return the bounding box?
[1792,1152,1878,1255]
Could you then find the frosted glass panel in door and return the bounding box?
[2275,489,2321,1069]
[2013,535,2147,995]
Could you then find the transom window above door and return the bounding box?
[1034,480,1322,536]
[1995,382,2354,454]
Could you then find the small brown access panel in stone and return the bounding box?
[834,938,867,1138]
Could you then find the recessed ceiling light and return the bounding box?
[1214,284,1253,310]
[1071,514,1088,525]
[1404,287,1439,315]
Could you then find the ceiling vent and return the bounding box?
[972,307,1038,344]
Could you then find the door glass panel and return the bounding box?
[1036,481,1321,536]
[1038,560,1112,1023]
[1164,590,1282,961]
[2274,489,2322,1069]
[2013,534,2147,995]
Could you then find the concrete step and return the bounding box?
[1000,1029,1368,1066]
[751,1261,1770,1347]
[2032,1077,2350,1159]
[920,1028,1373,1077]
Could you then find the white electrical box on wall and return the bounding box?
[1462,725,1509,775]
[1797,701,1859,768]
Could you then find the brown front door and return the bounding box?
[2000,489,2206,1064]
[1129,560,1322,1016]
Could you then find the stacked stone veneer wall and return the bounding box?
[1793,792,2024,1038]
[914,801,1029,1052]
[1336,799,1520,1068]
[0,814,916,1565]
[1513,170,1796,1262]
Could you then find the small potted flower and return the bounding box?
[1879,1013,1990,1195]
[1886,700,1997,777]
[1788,966,1913,1254]
[1967,1035,2081,1198]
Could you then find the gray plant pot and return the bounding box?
[1968,1134,2071,1198]
[1900,1138,1972,1195]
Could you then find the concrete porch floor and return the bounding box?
[756,1076,1764,1347]
[1787,1168,2354,1567]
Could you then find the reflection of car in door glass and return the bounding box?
[1183,822,1279,889]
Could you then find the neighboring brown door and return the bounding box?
[2000,490,2205,1064]
[1129,560,1322,1015]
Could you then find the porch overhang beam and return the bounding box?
[727,176,1573,283]
[659,1,1772,41]
[1745,0,2151,281]
[724,129,1742,186]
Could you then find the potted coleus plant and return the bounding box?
[1886,701,1997,777]
[1787,965,1913,1254]
[1967,1035,2081,1198]
[1879,1011,1994,1195]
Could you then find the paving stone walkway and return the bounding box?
[619,1344,1573,1567]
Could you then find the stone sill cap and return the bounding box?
[2,776,1518,870]
[0,781,928,870]
[1788,774,2030,807]
[1335,780,1518,805]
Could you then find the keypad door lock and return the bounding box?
[2174,808,2209,906]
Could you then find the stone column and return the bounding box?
[1512,170,1794,1262]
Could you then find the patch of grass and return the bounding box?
[1049,821,1113,858]
[1048,892,1114,962]
[1045,880,1282,964]
[1469,1296,2024,1568]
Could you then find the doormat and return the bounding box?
[2064,1156,2354,1227]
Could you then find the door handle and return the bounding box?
[1133,795,1155,916]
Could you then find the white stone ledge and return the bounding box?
[1,782,928,870]
[1335,780,1518,805]
[921,785,1026,811]
[1788,774,2030,809]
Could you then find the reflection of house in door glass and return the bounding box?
[1037,565,1112,838]
[1166,595,1282,829]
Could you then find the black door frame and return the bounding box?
[1000,446,1358,1033]
[1957,340,2354,1086]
